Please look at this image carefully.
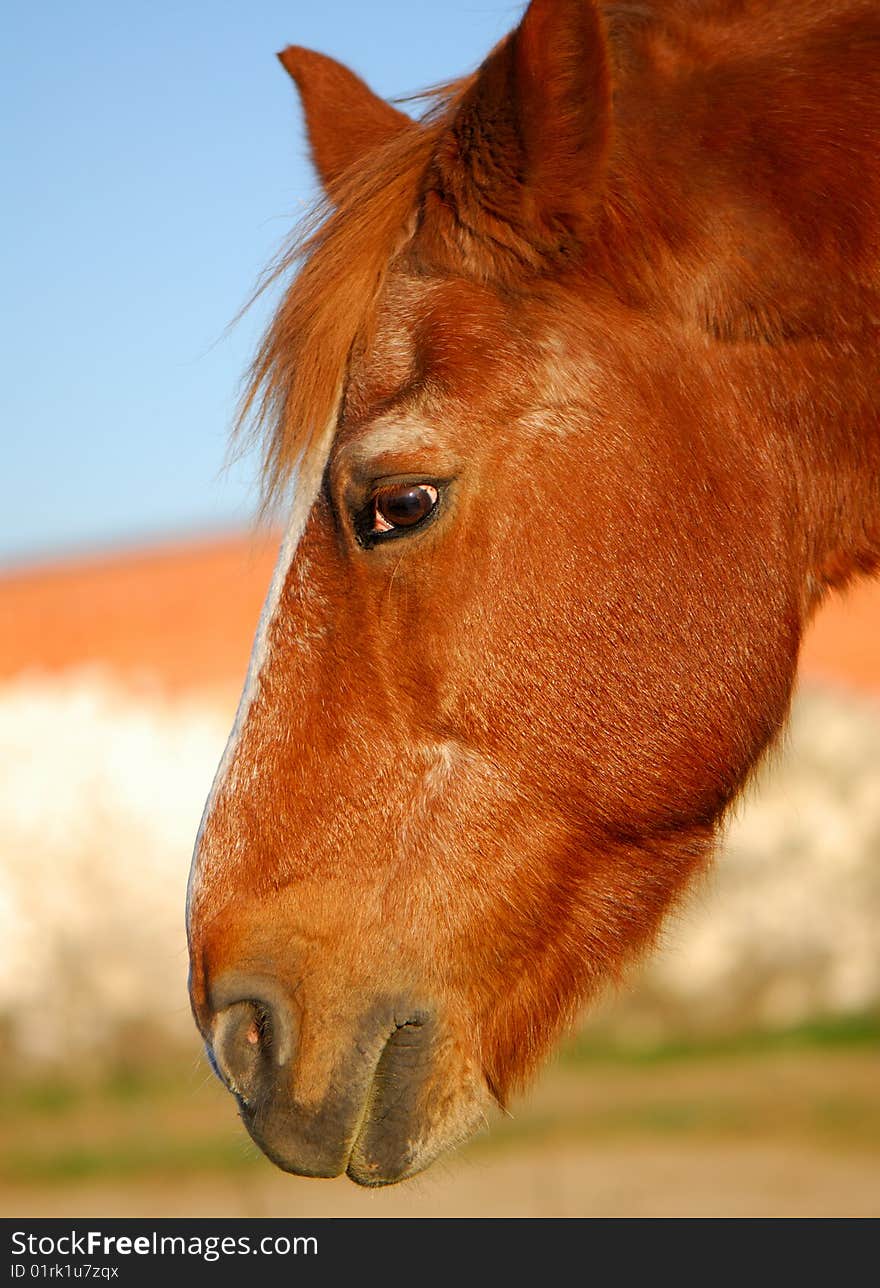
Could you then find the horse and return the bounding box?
[186,0,880,1187]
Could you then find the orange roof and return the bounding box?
[0,533,278,701]
[799,579,880,696]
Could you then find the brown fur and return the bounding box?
[189,0,880,1185]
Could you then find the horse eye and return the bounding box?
[371,484,439,536]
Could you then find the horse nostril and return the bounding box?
[212,1001,265,1102]
[209,976,297,1105]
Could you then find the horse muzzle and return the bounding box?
[199,972,486,1186]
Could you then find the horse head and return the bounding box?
[187,0,880,1184]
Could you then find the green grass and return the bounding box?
[3,1136,261,1185]
[0,1061,196,1121]
[559,1010,880,1067]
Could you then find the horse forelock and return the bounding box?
[233,97,463,519]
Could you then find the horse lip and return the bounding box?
[345,1155,424,1188]
[343,1015,442,1185]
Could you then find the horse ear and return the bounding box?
[277,46,412,193]
[431,0,612,255]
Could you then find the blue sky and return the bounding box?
[2,1,517,565]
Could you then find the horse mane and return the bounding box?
[235,104,457,511]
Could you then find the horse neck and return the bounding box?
[725,335,880,606]
[605,1,880,324]
[604,1,880,600]
[792,342,880,600]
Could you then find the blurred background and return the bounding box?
[1,0,877,1218]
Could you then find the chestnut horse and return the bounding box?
[187,0,880,1186]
